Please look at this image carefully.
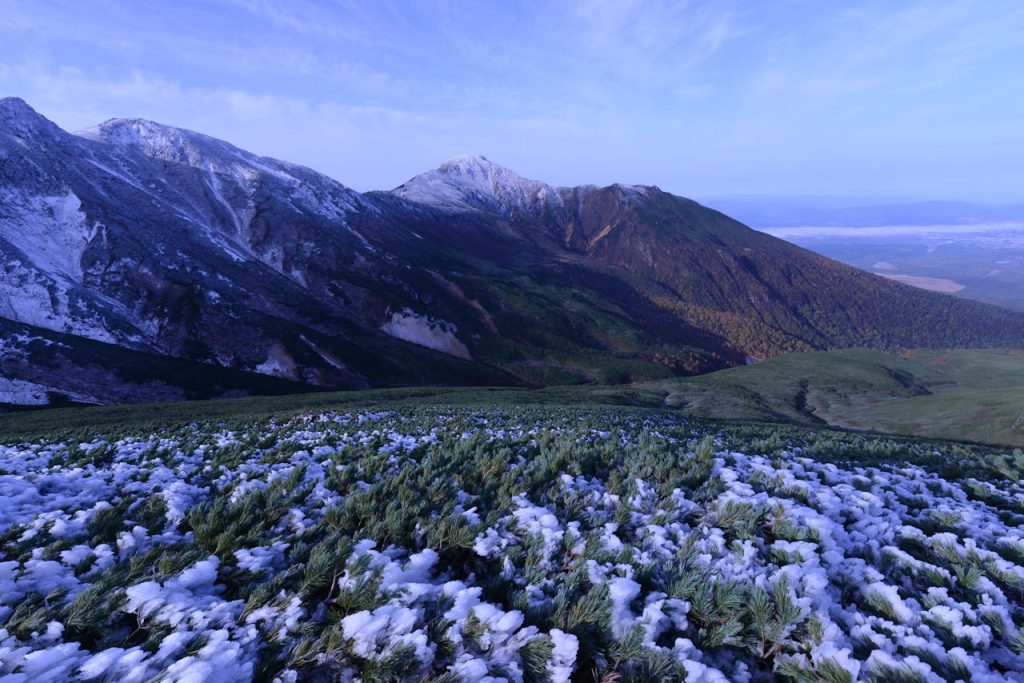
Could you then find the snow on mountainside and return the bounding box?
[80,117,286,169]
[0,96,62,138]
[393,154,564,215]
[5,97,1024,406]
[0,100,143,345]
[0,98,506,392]
[78,116,367,239]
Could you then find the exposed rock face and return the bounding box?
[3,97,1024,405]
[381,310,471,360]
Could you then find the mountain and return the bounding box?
[392,153,563,217]
[3,97,1024,406]
[0,98,516,398]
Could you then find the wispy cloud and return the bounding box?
[0,1,1021,199]
[568,0,742,73]
[749,0,1024,101]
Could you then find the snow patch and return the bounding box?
[380,310,471,360]
[0,188,93,282]
[254,343,298,379]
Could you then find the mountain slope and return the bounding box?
[3,98,1024,405]
[0,317,316,407]
[600,348,1024,446]
[547,184,1024,358]
[0,98,516,392]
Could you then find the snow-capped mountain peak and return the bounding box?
[0,96,38,117]
[437,153,517,177]
[76,116,351,203]
[0,97,64,139]
[392,154,563,215]
[78,117,244,168]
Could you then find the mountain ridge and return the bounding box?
[3,98,1024,406]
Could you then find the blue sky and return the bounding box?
[1,0,1022,201]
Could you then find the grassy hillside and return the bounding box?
[0,385,615,442]
[618,348,1024,446]
[5,347,1024,447]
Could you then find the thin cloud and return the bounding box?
[1,1,1020,200]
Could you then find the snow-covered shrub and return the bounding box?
[0,408,1022,681]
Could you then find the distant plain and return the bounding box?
[762,223,1024,311]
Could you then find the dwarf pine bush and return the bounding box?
[1,406,1023,680]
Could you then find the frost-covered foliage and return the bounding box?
[1,408,1024,681]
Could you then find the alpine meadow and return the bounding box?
[2,3,1024,682]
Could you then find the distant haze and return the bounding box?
[702,198,1024,228]
[1,1,1023,200]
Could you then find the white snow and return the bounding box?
[341,606,422,658]
[0,187,92,282]
[253,343,299,378]
[0,377,52,405]
[380,309,471,359]
[1,409,1023,680]
[299,334,346,370]
[392,154,563,216]
[864,581,913,623]
[547,629,578,683]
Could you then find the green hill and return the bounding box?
[5,347,1024,447]
[610,348,1024,446]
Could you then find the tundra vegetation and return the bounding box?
[1,406,1023,681]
